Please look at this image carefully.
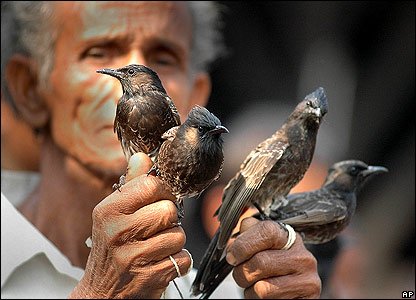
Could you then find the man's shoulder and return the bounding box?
[1,169,41,206]
[1,193,84,297]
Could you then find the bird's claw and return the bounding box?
[253,202,270,220]
[277,221,289,233]
[112,174,126,192]
[172,220,182,227]
[147,165,160,176]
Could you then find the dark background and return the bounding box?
[183,1,415,298]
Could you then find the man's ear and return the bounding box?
[5,54,49,129]
[189,72,211,108]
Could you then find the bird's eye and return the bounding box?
[198,126,204,133]
[306,100,312,107]
[349,166,360,176]
[127,68,136,75]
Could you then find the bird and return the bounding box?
[96,64,181,189]
[149,104,229,220]
[194,159,388,298]
[262,159,389,244]
[191,87,328,298]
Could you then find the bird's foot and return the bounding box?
[112,174,126,192]
[277,221,288,232]
[253,202,271,221]
[147,164,160,176]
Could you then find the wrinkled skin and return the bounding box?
[7,0,208,269]
[5,1,321,298]
[69,153,192,298]
[227,218,321,299]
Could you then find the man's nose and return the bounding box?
[125,51,145,66]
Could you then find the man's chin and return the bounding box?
[75,152,128,183]
[91,158,127,179]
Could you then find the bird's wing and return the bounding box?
[216,138,288,248]
[278,192,347,226]
[161,126,179,141]
[113,96,142,159]
[166,96,181,125]
[192,140,287,297]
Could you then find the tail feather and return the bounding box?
[199,258,234,299]
[191,230,223,296]
[191,229,237,299]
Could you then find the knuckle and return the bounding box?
[233,252,269,288]
[173,226,186,248]
[162,200,179,221]
[248,251,268,271]
[111,247,130,273]
[298,250,318,271]
[177,250,192,275]
[92,204,119,241]
[301,275,322,298]
[258,220,285,248]
[133,175,159,197]
[309,252,318,270]
[92,202,107,222]
[313,275,323,296]
[253,280,271,298]
[232,265,250,288]
[258,221,279,242]
[163,226,186,250]
[135,175,175,202]
[259,220,278,236]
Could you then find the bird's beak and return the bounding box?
[96,68,124,79]
[209,125,229,135]
[362,165,388,177]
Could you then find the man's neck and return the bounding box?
[19,136,115,268]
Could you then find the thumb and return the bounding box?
[239,217,261,233]
[125,152,153,182]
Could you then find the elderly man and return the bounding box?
[1,1,320,298]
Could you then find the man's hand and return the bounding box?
[226,217,321,299]
[69,153,192,298]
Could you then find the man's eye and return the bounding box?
[81,45,121,62]
[84,47,107,58]
[149,52,179,68]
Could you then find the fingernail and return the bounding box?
[226,252,236,266]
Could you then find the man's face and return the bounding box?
[40,1,203,177]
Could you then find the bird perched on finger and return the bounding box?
[261,159,388,244]
[191,87,328,298]
[193,160,388,299]
[150,105,228,220]
[97,64,181,189]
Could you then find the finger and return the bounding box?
[226,220,288,266]
[232,235,315,288]
[239,216,261,233]
[166,249,194,278]
[243,273,321,299]
[113,226,186,269]
[123,249,193,298]
[95,174,176,216]
[120,200,179,240]
[125,152,153,181]
[136,249,194,291]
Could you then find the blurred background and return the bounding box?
[1,1,414,298]
[183,1,415,299]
